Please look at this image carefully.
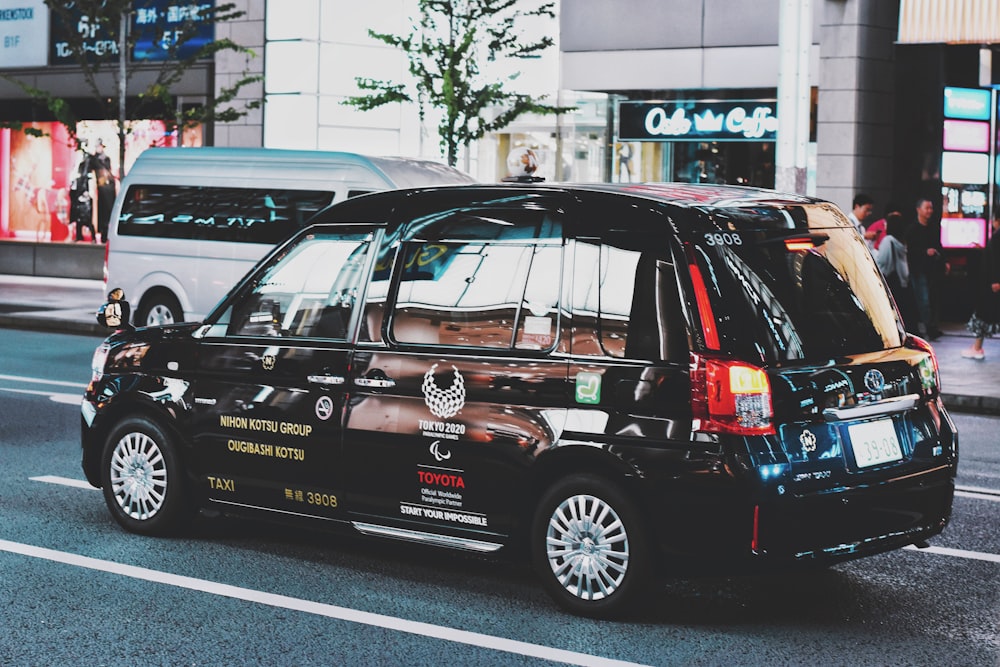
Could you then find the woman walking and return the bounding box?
[962,215,1000,360]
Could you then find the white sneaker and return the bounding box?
[961,348,985,360]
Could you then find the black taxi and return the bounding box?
[82,183,958,617]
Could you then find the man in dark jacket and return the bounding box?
[906,198,946,340]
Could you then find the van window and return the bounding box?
[387,210,562,350]
[228,233,372,339]
[118,185,336,245]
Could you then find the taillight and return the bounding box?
[691,353,774,435]
[906,334,941,394]
[688,261,720,350]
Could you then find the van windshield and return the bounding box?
[687,204,903,363]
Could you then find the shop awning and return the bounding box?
[898,0,1000,44]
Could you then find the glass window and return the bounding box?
[228,233,372,340]
[391,241,536,348]
[690,205,903,362]
[573,239,685,361]
[118,185,335,244]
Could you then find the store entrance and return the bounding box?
[669,141,775,188]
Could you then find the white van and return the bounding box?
[106,147,475,326]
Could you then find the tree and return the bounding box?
[343,0,572,168]
[2,1,262,178]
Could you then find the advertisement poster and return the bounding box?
[1,120,178,241]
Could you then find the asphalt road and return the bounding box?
[1,329,998,666]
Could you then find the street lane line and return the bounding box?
[0,374,88,388]
[30,476,96,491]
[904,544,1000,564]
[955,490,1000,502]
[0,538,650,667]
[956,484,1000,496]
[0,387,82,404]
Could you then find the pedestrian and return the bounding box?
[875,213,917,329]
[848,193,875,246]
[89,139,116,243]
[962,214,1000,360]
[70,154,95,242]
[866,201,901,252]
[905,198,947,340]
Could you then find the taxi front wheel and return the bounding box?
[101,416,191,536]
[531,474,651,618]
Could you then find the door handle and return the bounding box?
[308,375,346,386]
[354,377,396,388]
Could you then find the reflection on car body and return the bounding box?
[82,183,957,617]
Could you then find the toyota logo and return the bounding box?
[863,369,885,394]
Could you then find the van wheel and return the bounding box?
[531,474,650,618]
[101,416,191,536]
[137,291,183,327]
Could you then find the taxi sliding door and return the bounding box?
[342,198,570,549]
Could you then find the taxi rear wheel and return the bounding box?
[101,416,191,536]
[531,474,650,618]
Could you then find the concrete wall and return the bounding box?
[814,0,900,213]
[0,242,104,280]
[213,0,266,147]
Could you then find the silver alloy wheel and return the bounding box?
[146,303,176,326]
[109,431,168,521]
[545,493,630,601]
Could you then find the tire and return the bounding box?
[531,474,650,618]
[137,291,183,327]
[101,416,191,536]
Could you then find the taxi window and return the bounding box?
[387,210,562,350]
[228,233,372,339]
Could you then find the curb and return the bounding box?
[941,393,1000,417]
[0,314,106,337]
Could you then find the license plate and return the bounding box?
[847,419,903,468]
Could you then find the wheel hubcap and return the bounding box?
[545,493,629,601]
[110,431,167,520]
[147,304,175,326]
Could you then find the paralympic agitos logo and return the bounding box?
[422,363,466,419]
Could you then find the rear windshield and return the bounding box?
[686,204,902,363]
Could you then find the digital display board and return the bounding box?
[943,87,992,120]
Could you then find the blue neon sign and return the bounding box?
[943,87,991,121]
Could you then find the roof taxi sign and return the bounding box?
[619,100,779,142]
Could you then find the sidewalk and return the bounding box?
[1,274,998,415]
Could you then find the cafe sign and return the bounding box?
[619,100,779,142]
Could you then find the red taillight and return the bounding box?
[690,353,774,435]
[688,261,720,350]
[906,333,941,394]
[751,504,761,553]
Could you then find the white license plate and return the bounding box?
[847,419,903,468]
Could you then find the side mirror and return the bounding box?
[96,287,133,330]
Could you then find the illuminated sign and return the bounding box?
[941,152,990,184]
[619,100,779,142]
[943,87,991,121]
[942,120,990,152]
[941,217,987,249]
[132,1,215,61]
[0,1,48,67]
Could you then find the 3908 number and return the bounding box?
[306,492,338,508]
[704,232,743,247]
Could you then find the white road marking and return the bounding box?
[0,538,647,667]
[0,387,81,404]
[30,476,96,490]
[0,374,88,388]
[904,544,1000,564]
[955,490,1000,502]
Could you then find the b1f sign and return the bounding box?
[0,1,48,67]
